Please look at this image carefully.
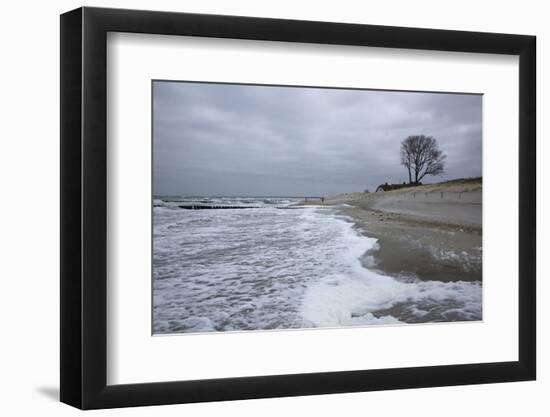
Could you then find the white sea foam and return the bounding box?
[153,197,482,334]
[300,215,482,327]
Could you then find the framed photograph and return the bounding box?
[60,7,536,409]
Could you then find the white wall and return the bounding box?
[0,0,545,415]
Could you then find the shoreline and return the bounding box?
[154,192,483,331]
[304,182,482,283]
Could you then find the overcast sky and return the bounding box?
[153,81,482,197]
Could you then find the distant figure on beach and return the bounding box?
[321,197,325,203]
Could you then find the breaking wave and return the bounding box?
[153,197,481,334]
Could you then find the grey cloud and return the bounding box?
[153,81,482,196]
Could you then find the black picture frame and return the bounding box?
[60,6,536,410]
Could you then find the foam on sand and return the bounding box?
[300,215,482,327]
[153,197,481,334]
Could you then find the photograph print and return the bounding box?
[152,81,482,335]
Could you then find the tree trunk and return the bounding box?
[407,167,411,184]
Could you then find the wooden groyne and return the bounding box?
[155,197,326,210]
[177,205,261,210]
[155,204,313,210]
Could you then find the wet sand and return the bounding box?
[341,206,481,283]
[302,181,482,283]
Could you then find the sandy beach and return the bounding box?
[152,82,485,331]
[154,190,483,332]
[302,179,482,284]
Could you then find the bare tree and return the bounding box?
[400,143,413,184]
[400,135,446,184]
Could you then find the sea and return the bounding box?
[153,197,482,334]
